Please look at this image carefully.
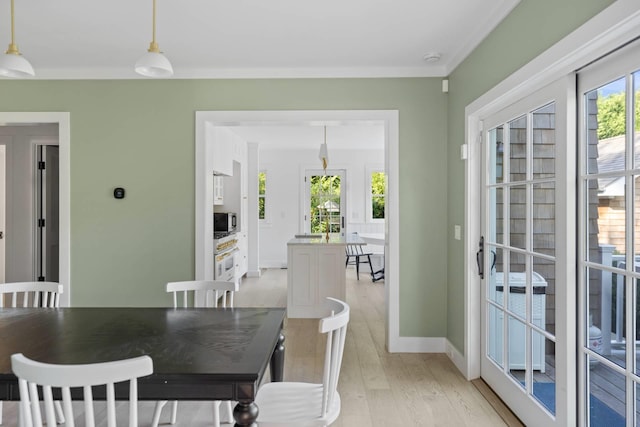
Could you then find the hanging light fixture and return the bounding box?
[319,126,329,171]
[318,126,330,241]
[135,0,173,78]
[0,0,35,78]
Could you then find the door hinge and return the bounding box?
[38,218,45,228]
[38,161,46,170]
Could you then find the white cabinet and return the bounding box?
[287,240,346,318]
[236,232,248,278]
[213,176,224,205]
[212,127,233,176]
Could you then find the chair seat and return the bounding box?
[256,382,341,427]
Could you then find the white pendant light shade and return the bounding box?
[319,142,329,170]
[319,126,329,170]
[136,0,173,78]
[0,51,34,78]
[135,50,173,77]
[0,0,34,78]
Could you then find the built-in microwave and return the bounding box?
[214,212,237,233]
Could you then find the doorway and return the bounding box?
[195,110,401,350]
[0,113,71,306]
[466,5,640,425]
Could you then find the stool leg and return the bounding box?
[367,255,374,280]
[356,256,360,280]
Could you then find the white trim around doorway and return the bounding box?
[0,112,71,307]
[194,110,403,351]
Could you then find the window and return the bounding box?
[258,171,266,220]
[370,170,386,221]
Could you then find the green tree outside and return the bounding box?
[258,172,266,219]
[310,174,341,234]
[597,91,640,140]
[371,172,386,219]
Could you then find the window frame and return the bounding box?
[366,165,385,223]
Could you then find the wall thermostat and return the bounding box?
[114,187,125,199]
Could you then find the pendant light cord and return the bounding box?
[152,0,157,45]
[5,0,19,54]
[10,0,15,45]
[147,0,160,53]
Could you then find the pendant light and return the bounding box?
[135,0,173,77]
[0,0,34,78]
[319,126,329,171]
[318,126,330,241]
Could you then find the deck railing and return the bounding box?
[600,244,639,355]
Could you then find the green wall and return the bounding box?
[0,78,448,337]
[445,0,615,353]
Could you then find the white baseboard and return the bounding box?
[390,338,469,379]
[261,261,287,269]
[389,336,447,353]
[446,340,469,379]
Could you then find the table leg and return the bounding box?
[233,400,259,427]
[270,331,285,382]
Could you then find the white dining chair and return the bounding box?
[0,282,63,308]
[11,353,153,427]
[255,297,350,427]
[151,280,239,427]
[0,282,64,425]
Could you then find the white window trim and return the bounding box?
[365,164,385,223]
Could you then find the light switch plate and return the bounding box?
[454,225,461,240]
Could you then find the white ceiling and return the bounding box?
[1,0,520,79]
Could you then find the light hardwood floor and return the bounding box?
[235,267,520,427]
[3,267,522,426]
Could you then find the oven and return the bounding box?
[214,233,238,282]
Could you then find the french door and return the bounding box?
[304,169,346,237]
[577,40,640,427]
[480,78,573,426]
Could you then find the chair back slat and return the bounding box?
[83,385,94,427]
[166,280,238,309]
[0,282,63,308]
[318,297,350,417]
[43,385,56,426]
[11,353,153,427]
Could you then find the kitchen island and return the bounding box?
[287,235,350,318]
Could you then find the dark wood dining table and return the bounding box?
[0,307,286,427]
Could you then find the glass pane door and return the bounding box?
[481,78,570,426]
[578,40,640,427]
[305,170,345,237]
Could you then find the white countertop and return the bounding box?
[288,235,350,245]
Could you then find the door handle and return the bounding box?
[341,216,344,228]
[476,236,484,279]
